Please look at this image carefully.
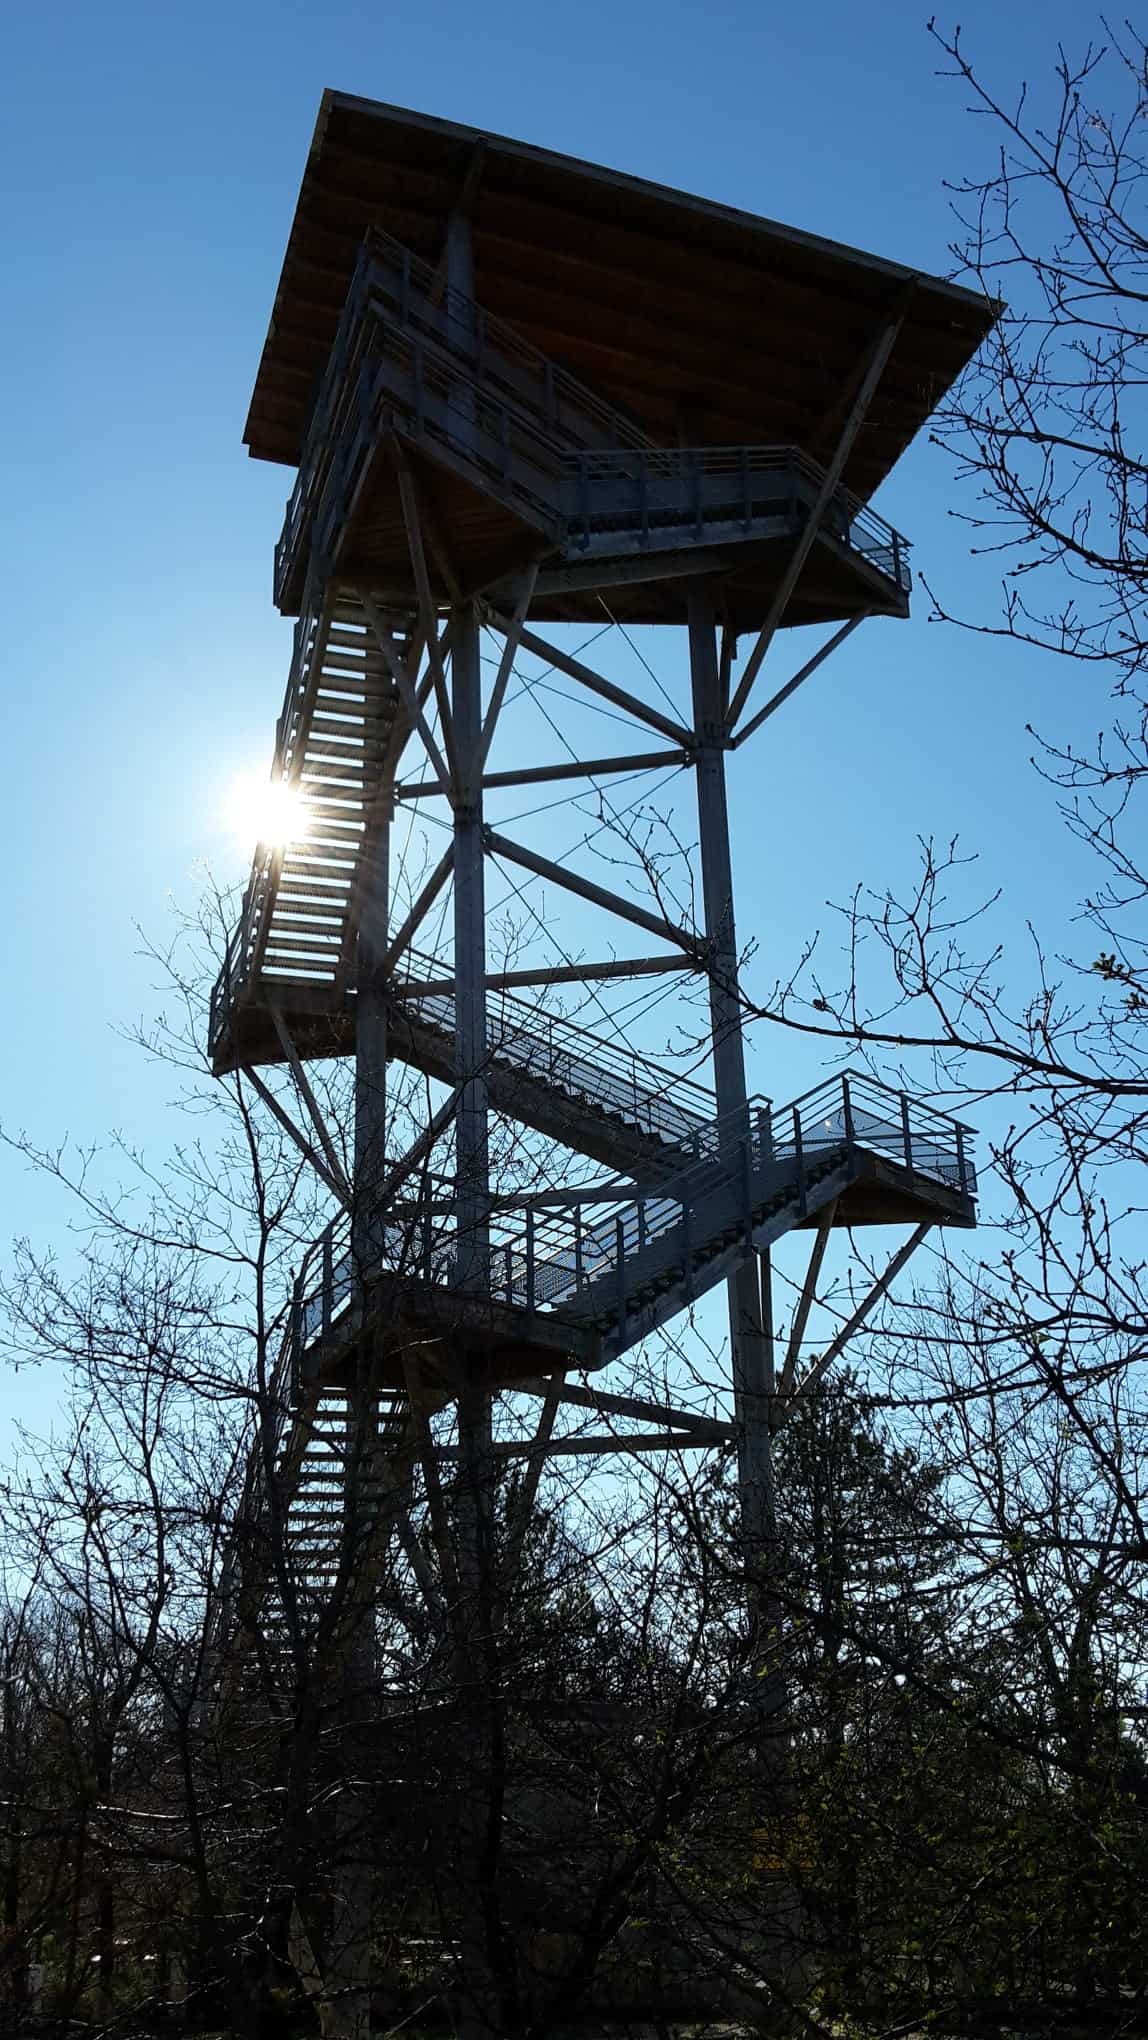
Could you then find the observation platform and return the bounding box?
[268,227,913,629]
[286,1072,976,1399]
[247,95,994,500]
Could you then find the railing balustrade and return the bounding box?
[287,1070,976,1376]
[272,231,913,612]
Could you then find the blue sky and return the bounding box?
[0,0,1106,1440]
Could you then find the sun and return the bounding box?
[222,768,311,855]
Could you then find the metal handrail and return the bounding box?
[273,235,913,611]
[562,446,910,589]
[396,945,712,1151]
[289,1070,977,1368]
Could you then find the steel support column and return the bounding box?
[451,600,490,1293]
[687,585,780,1643]
[353,814,391,1274]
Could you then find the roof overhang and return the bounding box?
[245,92,998,503]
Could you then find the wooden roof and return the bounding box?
[246,92,997,501]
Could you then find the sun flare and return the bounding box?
[222,769,311,855]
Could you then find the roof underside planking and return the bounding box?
[245,92,998,494]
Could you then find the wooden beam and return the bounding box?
[486,828,702,957]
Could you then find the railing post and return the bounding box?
[842,1075,855,1143]
[321,1228,333,1341]
[574,1205,584,1289]
[615,1216,627,1334]
[793,1104,807,1217]
[757,1100,774,1163]
[901,1094,914,1173]
[893,531,903,588]
[637,1197,648,1255]
[289,1274,303,1408]
[956,1124,967,1193]
[681,1188,694,1298]
[525,1206,536,1312]
[504,1242,513,1304]
[741,1133,754,1244]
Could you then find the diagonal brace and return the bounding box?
[486,828,702,958]
[241,1065,352,1210]
[502,619,694,748]
[726,295,911,731]
[382,845,454,977]
[774,1222,931,1427]
[778,1198,838,1398]
[269,1007,353,1206]
[361,596,453,799]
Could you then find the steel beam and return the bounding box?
[688,582,779,1704]
[382,845,454,977]
[496,619,694,748]
[513,1374,733,1440]
[486,828,702,957]
[394,954,695,997]
[269,1006,353,1206]
[362,597,453,797]
[777,1223,932,1422]
[451,601,490,1293]
[395,746,689,800]
[778,1198,838,1398]
[393,449,462,785]
[725,300,909,731]
[477,565,537,771]
[241,1065,352,1211]
[729,615,868,751]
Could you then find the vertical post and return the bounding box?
[525,1207,536,1311]
[321,1229,334,1342]
[451,597,489,1295]
[445,205,499,2040]
[688,584,778,1632]
[354,811,391,1279]
[901,1093,914,1173]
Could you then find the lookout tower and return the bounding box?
[211,95,991,1672]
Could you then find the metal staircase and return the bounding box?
[288,1071,976,1388]
[211,587,402,1023]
